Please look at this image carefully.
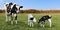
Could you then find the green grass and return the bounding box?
[0,13,60,30]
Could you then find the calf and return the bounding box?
[38,15,52,27]
[28,14,36,27]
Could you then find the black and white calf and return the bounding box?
[28,14,36,27]
[4,2,23,24]
[38,15,52,27]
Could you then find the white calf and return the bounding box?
[28,14,36,27]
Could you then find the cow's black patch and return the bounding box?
[30,17,34,20]
[38,15,52,23]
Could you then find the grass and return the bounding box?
[0,13,60,30]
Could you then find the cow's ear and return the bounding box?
[6,4,8,6]
[6,5,7,6]
[20,6,23,8]
[9,2,13,5]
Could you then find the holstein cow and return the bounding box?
[28,14,36,27]
[38,15,52,27]
[4,2,23,24]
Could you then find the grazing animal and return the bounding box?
[28,14,36,27]
[38,15,52,27]
[4,2,23,24]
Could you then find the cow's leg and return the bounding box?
[6,12,11,22]
[11,17,14,24]
[38,20,43,27]
[8,15,11,21]
[29,20,34,27]
[11,13,14,24]
[42,21,45,27]
[48,19,51,27]
[6,13,8,22]
[11,21,13,24]
[31,22,33,27]
[28,20,33,27]
[8,12,11,21]
[15,14,17,20]
[6,15,8,22]
[5,9,8,22]
[28,20,32,27]
[6,14,10,22]
[29,20,32,27]
[40,22,43,26]
[14,14,17,24]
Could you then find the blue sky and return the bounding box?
[0,0,60,10]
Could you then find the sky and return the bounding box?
[0,0,60,10]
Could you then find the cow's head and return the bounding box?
[9,2,13,5]
[33,18,36,22]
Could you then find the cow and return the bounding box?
[4,2,23,24]
[38,15,52,27]
[28,14,36,27]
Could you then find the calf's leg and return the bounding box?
[48,19,51,27]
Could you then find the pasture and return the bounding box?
[0,13,60,30]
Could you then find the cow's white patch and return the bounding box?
[49,15,51,17]
[33,18,36,22]
[16,10,19,13]
[14,14,17,17]
[48,19,51,27]
[28,14,33,18]
[15,20,17,24]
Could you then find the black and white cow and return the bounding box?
[38,15,52,27]
[28,14,36,27]
[4,2,23,24]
